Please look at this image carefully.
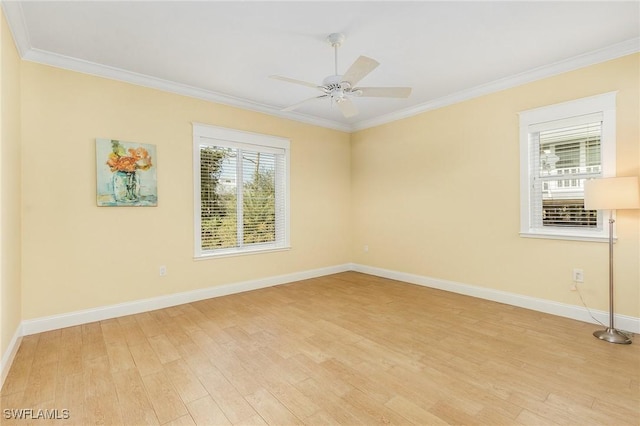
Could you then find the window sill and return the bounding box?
[520,231,612,243]
[194,245,292,260]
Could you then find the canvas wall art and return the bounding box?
[96,138,157,206]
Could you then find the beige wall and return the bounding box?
[20,62,351,320]
[351,54,640,317]
[0,10,22,357]
[6,37,640,326]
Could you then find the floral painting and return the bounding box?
[96,138,157,206]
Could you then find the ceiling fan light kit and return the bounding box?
[270,33,412,118]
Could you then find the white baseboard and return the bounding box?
[1,324,23,390]
[16,262,640,336]
[21,263,351,336]
[350,263,640,334]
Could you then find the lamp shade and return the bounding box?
[584,176,640,210]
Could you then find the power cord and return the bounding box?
[575,284,635,339]
[575,284,606,327]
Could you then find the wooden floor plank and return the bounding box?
[82,356,122,425]
[163,359,208,404]
[385,395,449,425]
[164,414,196,426]
[140,370,188,424]
[148,334,182,364]
[106,343,136,374]
[186,395,232,426]
[20,361,58,407]
[112,369,160,425]
[54,372,85,425]
[244,388,301,425]
[99,320,127,346]
[294,377,362,425]
[197,367,259,424]
[135,312,165,338]
[128,340,164,377]
[31,330,61,368]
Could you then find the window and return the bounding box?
[519,92,616,241]
[193,123,290,258]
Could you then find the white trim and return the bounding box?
[1,324,23,389]
[1,0,637,133]
[193,123,291,151]
[518,92,617,127]
[194,246,292,260]
[21,264,351,336]
[349,263,640,334]
[15,263,640,336]
[519,231,611,243]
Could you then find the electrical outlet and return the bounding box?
[159,265,167,277]
[572,268,584,283]
[364,245,369,253]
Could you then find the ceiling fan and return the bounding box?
[270,33,412,118]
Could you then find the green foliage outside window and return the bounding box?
[200,147,276,250]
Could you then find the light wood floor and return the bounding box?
[1,272,638,425]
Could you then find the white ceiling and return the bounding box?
[3,1,639,132]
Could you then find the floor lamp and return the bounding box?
[584,176,640,344]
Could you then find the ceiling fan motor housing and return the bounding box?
[322,74,347,89]
[321,75,354,101]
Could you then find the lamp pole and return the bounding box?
[592,212,630,344]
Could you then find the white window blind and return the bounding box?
[530,116,602,230]
[194,124,290,257]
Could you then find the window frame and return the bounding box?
[518,92,617,242]
[193,123,291,259]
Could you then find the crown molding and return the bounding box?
[352,37,640,131]
[3,1,638,134]
[1,0,30,57]
[22,48,352,133]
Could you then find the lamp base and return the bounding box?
[593,328,631,344]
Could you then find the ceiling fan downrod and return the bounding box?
[326,33,345,77]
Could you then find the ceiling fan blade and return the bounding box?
[355,87,412,98]
[336,98,358,118]
[282,95,328,112]
[270,75,320,89]
[342,56,379,86]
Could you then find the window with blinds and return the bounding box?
[519,92,616,241]
[532,117,602,229]
[193,124,290,257]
